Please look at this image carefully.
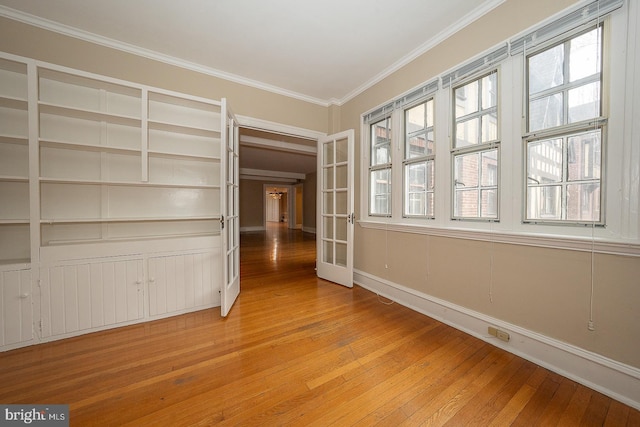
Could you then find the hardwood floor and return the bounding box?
[1,223,638,426]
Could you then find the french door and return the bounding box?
[317,130,355,287]
[220,99,240,316]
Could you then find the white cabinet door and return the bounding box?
[147,252,220,317]
[0,268,32,347]
[40,259,143,338]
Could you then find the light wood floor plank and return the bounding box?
[0,223,637,426]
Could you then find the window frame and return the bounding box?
[523,23,606,226]
[368,115,393,217]
[450,68,501,221]
[403,97,436,219]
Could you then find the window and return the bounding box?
[404,99,435,218]
[525,26,604,224]
[369,117,392,216]
[452,70,499,220]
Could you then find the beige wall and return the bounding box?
[340,0,640,370]
[239,180,266,229]
[303,172,317,232]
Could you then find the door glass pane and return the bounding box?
[323,240,334,264]
[323,166,334,190]
[528,139,563,183]
[335,191,347,215]
[324,141,334,166]
[336,137,348,163]
[323,192,333,214]
[335,164,347,189]
[335,242,347,267]
[323,216,333,240]
[336,217,347,241]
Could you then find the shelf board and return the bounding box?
[148,120,220,138]
[44,231,220,246]
[0,219,30,224]
[39,139,142,155]
[41,215,220,224]
[39,177,219,189]
[39,102,142,127]
[39,68,142,97]
[0,96,28,110]
[148,150,220,161]
[0,175,29,183]
[0,135,28,145]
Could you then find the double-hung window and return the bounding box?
[525,25,604,224]
[369,116,392,216]
[452,70,499,220]
[404,99,435,218]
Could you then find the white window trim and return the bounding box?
[358,3,640,255]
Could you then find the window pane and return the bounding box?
[529,44,564,94]
[407,134,431,159]
[335,164,347,189]
[527,185,562,220]
[455,80,479,118]
[370,168,391,215]
[323,192,333,214]
[323,216,333,239]
[323,166,333,190]
[336,137,348,163]
[371,118,391,166]
[407,193,426,216]
[456,117,479,147]
[335,242,347,267]
[529,93,563,131]
[426,99,434,127]
[454,189,479,217]
[406,103,425,132]
[425,192,434,217]
[567,183,600,221]
[481,150,498,186]
[482,112,498,143]
[336,217,347,241]
[568,81,600,123]
[481,72,498,110]
[481,189,498,218]
[528,139,563,184]
[323,240,334,264]
[454,152,479,188]
[570,27,601,82]
[567,130,601,181]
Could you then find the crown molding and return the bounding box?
[0,5,331,107]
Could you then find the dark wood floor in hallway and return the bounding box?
[0,223,638,426]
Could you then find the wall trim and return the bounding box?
[302,226,317,235]
[354,269,640,410]
[240,226,266,233]
[358,220,640,257]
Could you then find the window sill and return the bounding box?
[357,220,640,257]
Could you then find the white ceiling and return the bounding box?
[0,0,503,106]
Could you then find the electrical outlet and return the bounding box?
[488,326,510,342]
[496,330,510,342]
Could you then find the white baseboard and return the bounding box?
[354,269,640,410]
[302,226,316,234]
[240,226,265,233]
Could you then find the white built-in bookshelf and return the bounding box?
[0,52,225,350]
